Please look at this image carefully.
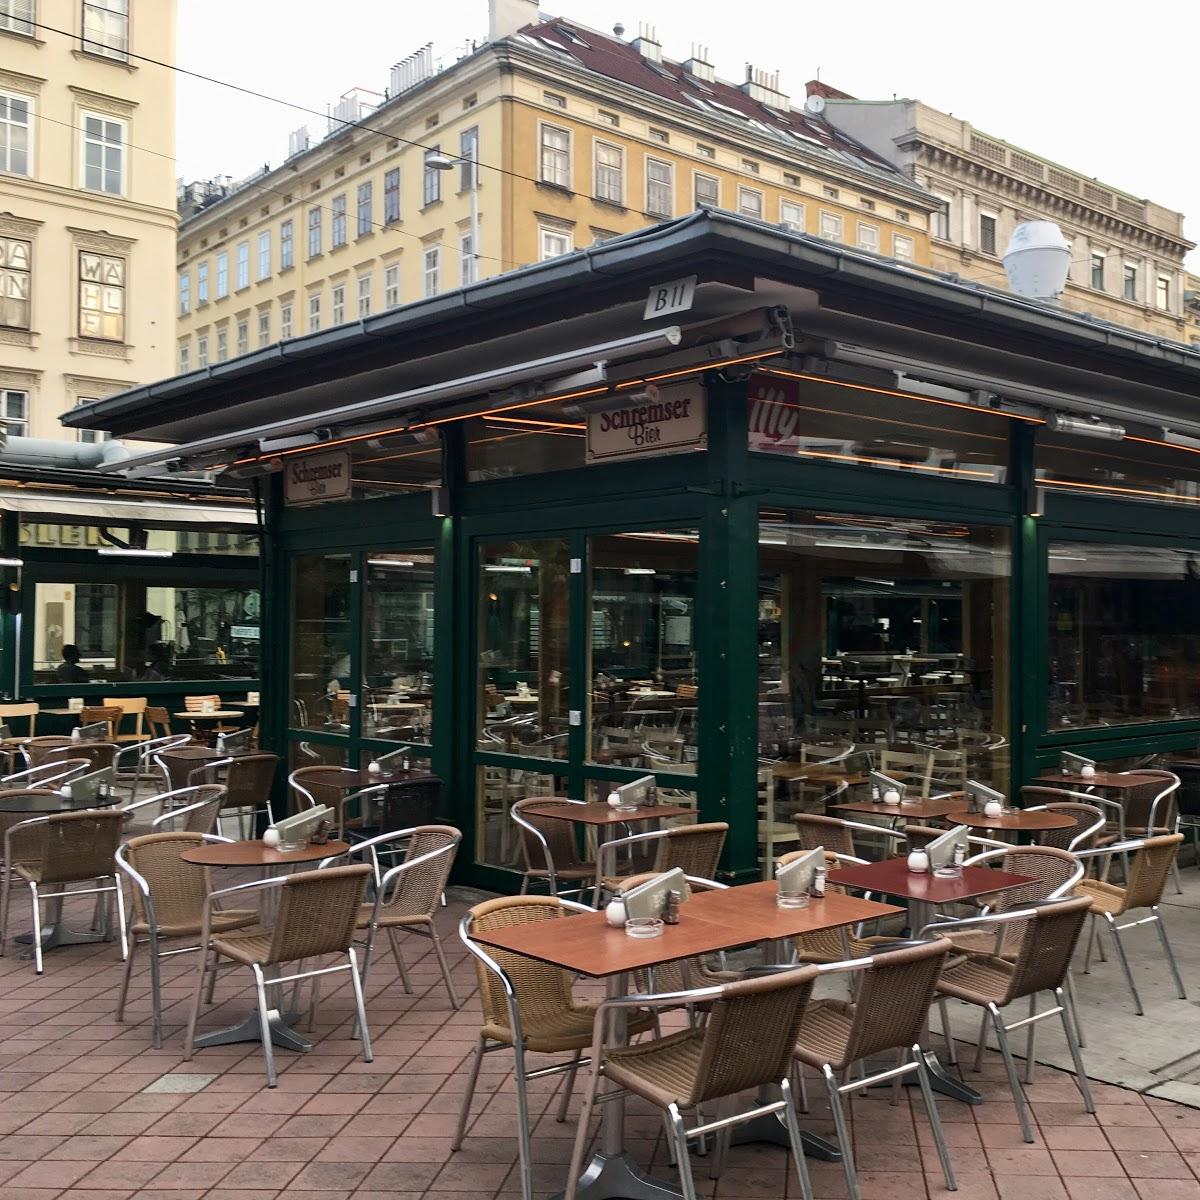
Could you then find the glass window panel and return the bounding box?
[348,430,443,500]
[290,740,346,773]
[476,765,567,873]
[757,509,1011,821]
[464,398,586,481]
[290,553,352,732]
[748,369,1010,483]
[1048,540,1200,728]
[362,550,435,745]
[478,540,570,760]
[588,530,700,766]
[1036,431,1200,508]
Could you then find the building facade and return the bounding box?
[0,0,178,442]
[174,1,941,375]
[817,92,1194,341]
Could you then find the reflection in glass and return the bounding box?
[362,550,435,745]
[1037,433,1200,508]
[588,531,700,768]
[349,431,443,500]
[476,766,566,872]
[757,509,1010,865]
[477,540,570,760]
[290,554,352,733]
[465,399,586,481]
[1048,541,1200,727]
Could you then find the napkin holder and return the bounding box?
[776,845,823,896]
[67,697,85,713]
[270,805,334,850]
[926,824,969,871]
[76,721,108,743]
[69,765,114,805]
[1060,750,1095,775]
[965,779,1005,813]
[622,868,688,921]
[869,769,907,805]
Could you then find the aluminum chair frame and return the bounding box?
[793,813,909,858]
[2,759,89,790]
[1119,770,1184,894]
[117,734,191,803]
[926,901,1095,1143]
[122,784,227,837]
[288,768,386,835]
[190,753,277,838]
[510,796,594,900]
[593,823,727,902]
[182,868,373,1087]
[1022,799,1106,851]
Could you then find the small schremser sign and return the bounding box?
[284,449,352,506]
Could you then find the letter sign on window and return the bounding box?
[643,275,696,320]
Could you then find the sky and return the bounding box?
[178,0,1200,264]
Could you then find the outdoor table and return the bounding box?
[828,796,962,821]
[1037,770,1158,792]
[173,710,243,746]
[1,788,122,956]
[827,857,1034,1105]
[473,881,903,1197]
[297,765,419,828]
[179,838,350,1052]
[947,807,1076,840]
[158,745,252,790]
[524,798,695,829]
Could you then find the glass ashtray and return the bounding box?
[276,840,307,853]
[615,803,640,814]
[776,891,811,909]
[625,917,665,939]
[933,866,963,879]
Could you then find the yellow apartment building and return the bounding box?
[0,0,177,442]
[174,1,941,372]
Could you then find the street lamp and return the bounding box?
[427,149,479,284]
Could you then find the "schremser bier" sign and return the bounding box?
[585,381,706,465]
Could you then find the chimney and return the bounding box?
[488,0,539,41]
[741,65,789,111]
[631,22,662,63]
[683,44,714,82]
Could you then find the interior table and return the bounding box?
[827,857,1034,1105]
[828,796,962,822]
[474,881,903,1199]
[179,838,349,1053]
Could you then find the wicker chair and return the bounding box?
[322,825,462,1007]
[794,938,958,1200]
[21,737,76,767]
[1,759,89,790]
[793,812,906,860]
[1119,771,1184,893]
[1019,791,1105,851]
[0,808,127,974]
[183,863,373,1087]
[1075,833,1187,1015]
[115,734,192,803]
[934,896,1095,1143]
[511,797,596,898]
[30,741,118,773]
[122,784,227,839]
[564,967,820,1200]
[594,822,728,899]
[369,774,444,834]
[192,752,278,838]
[454,896,655,1200]
[115,831,258,1047]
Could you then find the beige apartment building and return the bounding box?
[815,87,1194,341]
[0,0,177,443]
[174,0,943,373]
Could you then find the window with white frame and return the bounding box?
[819,211,843,241]
[693,172,719,209]
[459,234,476,286]
[331,194,347,247]
[384,168,400,223]
[1123,262,1138,301]
[257,309,270,347]
[215,327,228,362]
[423,247,440,297]
[0,389,28,438]
[423,148,442,206]
[0,1,34,36]
[235,320,248,356]
[1,235,31,329]
[82,113,124,194]
[257,230,271,280]
[856,222,879,253]
[780,199,805,232]
[357,181,373,237]
[539,124,571,188]
[979,212,998,255]
[539,226,572,261]
[460,126,479,192]
[737,187,763,220]
[197,334,208,367]
[1090,253,1105,291]
[74,398,110,444]
[696,143,715,159]
[178,342,189,372]
[235,241,249,290]
[215,250,228,298]
[280,220,294,269]
[594,141,623,204]
[0,91,32,176]
[1157,275,1171,310]
[384,264,400,307]
[645,158,673,217]
[196,260,209,303]
[892,233,915,261]
[931,193,952,240]
[357,273,372,316]
[307,293,321,332]
[331,282,345,325]
[82,0,128,60]
[78,250,124,341]
[280,302,292,339]
[177,270,189,315]
[307,208,321,258]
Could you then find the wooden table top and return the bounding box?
[303,766,419,789]
[523,798,695,826]
[471,881,903,978]
[828,858,1034,906]
[180,839,350,868]
[173,710,243,720]
[0,791,121,814]
[947,808,1076,832]
[1037,771,1157,791]
[829,797,962,820]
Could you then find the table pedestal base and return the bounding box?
[553,1151,688,1200]
[730,1111,842,1161]
[194,1006,313,1053]
[16,923,107,955]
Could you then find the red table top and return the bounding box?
[524,799,695,826]
[471,880,902,978]
[828,858,1035,905]
[180,839,350,868]
[829,797,962,820]
[947,808,1076,832]
[1037,771,1157,791]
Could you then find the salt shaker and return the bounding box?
[809,863,827,898]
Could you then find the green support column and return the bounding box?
[1,511,19,700]
[1010,422,1039,788]
[699,372,760,883]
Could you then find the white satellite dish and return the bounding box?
[805,94,826,115]
[1003,220,1071,302]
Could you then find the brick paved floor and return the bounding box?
[0,885,1197,1200]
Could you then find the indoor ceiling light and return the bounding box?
[623,567,656,575]
[97,548,174,558]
